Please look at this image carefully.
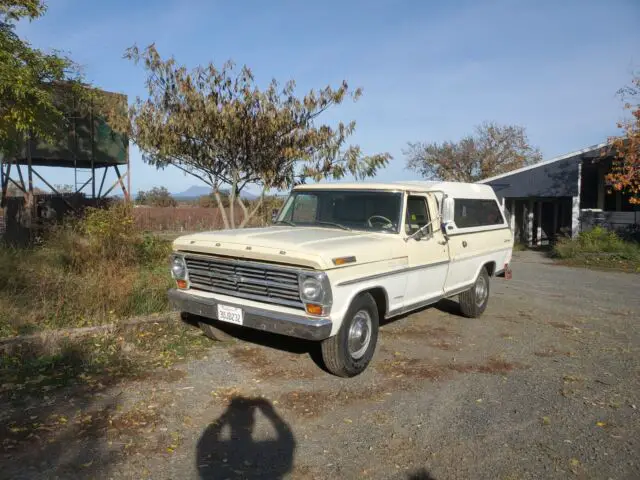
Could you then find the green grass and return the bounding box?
[552,227,640,272]
[512,242,528,252]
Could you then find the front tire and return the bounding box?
[199,320,234,342]
[321,293,379,377]
[459,267,490,318]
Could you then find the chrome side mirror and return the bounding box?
[441,196,455,234]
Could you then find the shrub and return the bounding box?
[136,186,177,207]
[553,226,640,270]
[0,203,174,337]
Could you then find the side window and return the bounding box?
[405,196,431,235]
[290,194,318,223]
[454,199,504,228]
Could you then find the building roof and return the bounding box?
[294,181,497,199]
[477,142,609,184]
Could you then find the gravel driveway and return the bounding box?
[2,251,639,479]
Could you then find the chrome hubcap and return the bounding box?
[475,275,488,307]
[348,310,372,360]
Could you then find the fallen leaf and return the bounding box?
[596,421,606,427]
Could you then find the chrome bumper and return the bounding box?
[168,289,332,341]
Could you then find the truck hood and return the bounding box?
[172,226,404,270]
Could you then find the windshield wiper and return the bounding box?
[314,221,351,231]
[274,220,296,227]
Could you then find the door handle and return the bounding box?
[462,241,468,248]
[437,240,447,245]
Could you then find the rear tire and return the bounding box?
[199,320,234,342]
[321,293,379,377]
[459,267,490,318]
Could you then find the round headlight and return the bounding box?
[301,277,322,301]
[171,256,186,279]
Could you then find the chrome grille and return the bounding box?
[185,254,303,309]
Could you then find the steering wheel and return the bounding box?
[367,215,394,229]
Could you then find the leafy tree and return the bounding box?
[135,186,177,207]
[404,122,542,182]
[606,74,640,204]
[125,44,391,228]
[0,0,81,155]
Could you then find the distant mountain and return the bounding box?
[174,185,211,198]
[173,185,258,200]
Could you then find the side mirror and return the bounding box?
[441,196,455,232]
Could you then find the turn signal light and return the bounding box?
[332,256,356,266]
[305,304,324,316]
[176,279,188,289]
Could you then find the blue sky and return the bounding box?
[16,0,640,195]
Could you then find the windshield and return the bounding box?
[276,190,403,233]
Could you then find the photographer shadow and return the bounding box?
[196,396,295,479]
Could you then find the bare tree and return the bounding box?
[404,122,542,182]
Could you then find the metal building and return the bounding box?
[480,143,640,246]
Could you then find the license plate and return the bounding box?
[217,304,243,325]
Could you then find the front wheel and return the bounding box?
[459,267,490,318]
[321,293,379,377]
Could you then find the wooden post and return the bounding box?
[553,201,559,242]
[113,165,128,200]
[597,163,605,210]
[98,167,108,198]
[527,199,534,247]
[572,160,582,238]
[536,201,542,246]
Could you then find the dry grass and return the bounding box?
[0,319,212,400]
[377,357,446,380]
[448,357,519,375]
[133,204,276,232]
[276,385,389,418]
[382,324,460,340]
[0,204,174,337]
[534,346,572,358]
[377,354,522,381]
[134,206,240,232]
[548,321,574,330]
[1,400,183,459]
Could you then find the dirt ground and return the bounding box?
[1,251,639,480]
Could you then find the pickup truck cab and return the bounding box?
[168,181,513,377]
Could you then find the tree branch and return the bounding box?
[239,188,267,228]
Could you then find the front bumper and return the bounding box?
[168,289,332,341]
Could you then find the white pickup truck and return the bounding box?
[169,181,513,377]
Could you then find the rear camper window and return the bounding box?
[454,199,504,229]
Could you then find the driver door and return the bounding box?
[403,193,450,308]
